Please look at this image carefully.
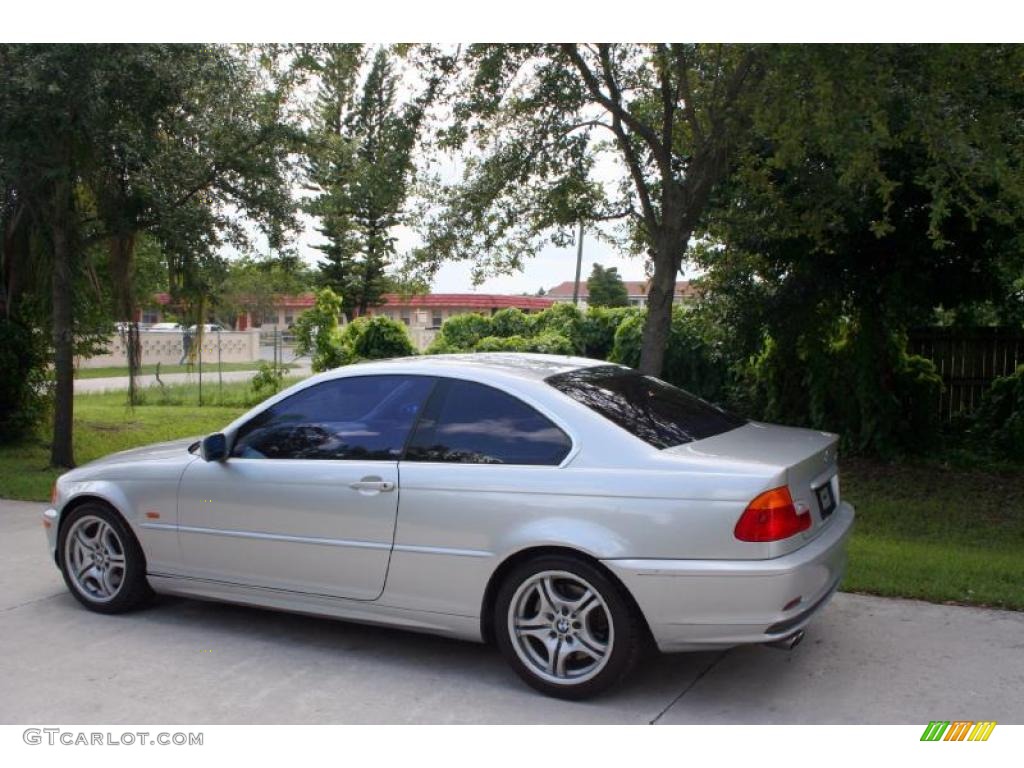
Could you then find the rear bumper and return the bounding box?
[602,501,854,652]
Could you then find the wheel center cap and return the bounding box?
[556,618,571,633]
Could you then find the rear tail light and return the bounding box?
[734,486,811,542]
[50,482,58,505]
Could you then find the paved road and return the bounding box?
[2,499,1021,724]
[74,362,313,394]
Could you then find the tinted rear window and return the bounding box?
[546,365,746,449]
[405,378,572,465]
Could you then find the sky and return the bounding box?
[292,209,654,296]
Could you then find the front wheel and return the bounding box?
[59,503,153,614]
[494,555,644,699]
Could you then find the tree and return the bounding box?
[0,45,102,466]
[306,46,435,319]
[697,45,1024,453]
[586,263,629,307]
[0,44,299,465]
[220,253,314,329]
[413,44,765,375]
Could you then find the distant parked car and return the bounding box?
[149,322,182,332]
[186,324,224,333]
[43,354,853,698]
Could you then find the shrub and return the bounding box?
[438,313,493,350]
[474,335,529,352]
[530,303,585,352]
[970,365,1024,460]
[490,307,531,338]
[522,332,576,355]
[293,288,345,372]
[0,318,50,443]
[581,306,640,359]
[424,335,457,355]
[739,323,942,457]
[250,360,286,396]
[342,315,416,362]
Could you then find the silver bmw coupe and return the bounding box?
[44,353,854,698]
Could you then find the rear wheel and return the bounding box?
[494,554,643,699]
[59,503,153,614]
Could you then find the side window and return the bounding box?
[405,379,572,466]
[231,375,435,460]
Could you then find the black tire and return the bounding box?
[58,502,154,614]
[494,554,644,699]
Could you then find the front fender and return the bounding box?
[53,473,185,575]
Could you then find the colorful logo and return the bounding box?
[920,721,997,741]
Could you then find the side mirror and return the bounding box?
[200,433,228,462]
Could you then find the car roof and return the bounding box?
[324,353,612,383]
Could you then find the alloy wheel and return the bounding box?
[64,515,127,603]
[507,570,614,685]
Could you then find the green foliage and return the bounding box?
[430,303,629,359]
[529,303,584,352]
[250,361,286,397]
[1,43,301,462]
[423,335,457,355]
[474,335,529,352]
[0,319,51,443]
[306,46,434,317]
[293,288,345,372]
[970,365,1024,460]
[740,323,943,457]
[610,307,731,403]
[341,315,416,362]
[471,332,575,355]
[586,264,628,308]
[287,290,417,369]
[695,45,1024,456]
[581,306,640,359]
[521,332,576,355]
[221,254,315,328]
[437,313,494,350]
[490,307,531,338]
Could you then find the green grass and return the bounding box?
[75,361,294,379]
[841,457,1024,610]
[0,378,303,501]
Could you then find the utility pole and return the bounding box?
[572,221,585,306]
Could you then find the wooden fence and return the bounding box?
[907,327,1024,421]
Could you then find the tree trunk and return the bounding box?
[109,233,140,406]
[639,229,689,376]
[50,196,75,469]
[572,222,584,306]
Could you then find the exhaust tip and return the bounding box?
[764,629,805,651]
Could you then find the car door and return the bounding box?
[388,377,575,613]
[176,374,435,600]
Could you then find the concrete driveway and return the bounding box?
[2,499,1021,724]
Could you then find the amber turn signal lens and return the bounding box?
[734,486,811,542]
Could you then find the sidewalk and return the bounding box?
[74,363,312,394]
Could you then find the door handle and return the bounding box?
[349,477,395,493]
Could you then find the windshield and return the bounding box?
[546,365,746,449]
